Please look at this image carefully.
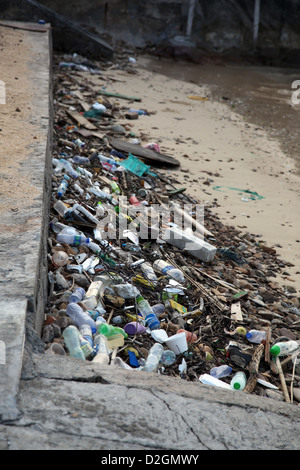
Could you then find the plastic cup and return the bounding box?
[164,332,188,355]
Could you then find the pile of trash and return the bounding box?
[42,51,300,405]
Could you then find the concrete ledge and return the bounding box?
[0,22,52,420]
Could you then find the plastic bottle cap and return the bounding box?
[270,345,280,356]
[233,382,241,390]
[246,332,251,338]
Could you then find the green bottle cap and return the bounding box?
[233,382,241,390]
[270,345,280,356]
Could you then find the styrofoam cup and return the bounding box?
[164,332,188,355]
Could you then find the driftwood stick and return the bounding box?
[264,327,271,364]
[244,343,265,393]
[275,356,291,403]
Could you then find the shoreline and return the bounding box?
[84,54,300,294]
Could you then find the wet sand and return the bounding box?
[100,55,300,293]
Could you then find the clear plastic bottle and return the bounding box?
[246,329,267,344]
[66,303,97,333]
[152,303,165,317]
[153,259,185,284]
[141,343,164,373]
[210,365,232,379]
[230,371,247,391]
[72,204,99,225]
[63,325,85,360]
[56,158,78,178]
[136,295,154,318]
[96,201,105,217]
[140,262,158,284]
[56,233,90,246]
[122,242,141,253]
[270,340,299,357]
[68,287,85,304]
[57,175,70,198]
[160,349,176,366]
[73,155,90,164]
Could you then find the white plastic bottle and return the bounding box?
[140,262,158,284]
[63,325,85,360]
[246,329,267,344]
[270,340,299,357]
[141,343,164,373]
[66,303,97,333]
[199,374,232,390]
[153,259,185,283]
[230,371,247,391]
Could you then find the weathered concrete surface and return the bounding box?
[0,21,300,451]
[0,353,298,450]
[0,22,52,421]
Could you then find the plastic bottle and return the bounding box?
[79,324,94,349]
[246,329,267,344]
[122,243,141,253]
[141,343,164,373]
[57,175,70,198]
[110,181,121,195]
[68,287,85,304]
[66,303,97,333]
[52,250,69,267]
[63,325,85,360]
[57,158,78,178]
[96,201,105,217]
[160,350,176,366]
[152,303,165,317]
[199,374,232,390]
[56,233,90,246]
[140,262,158,284]
[230,371,247,391]
[270,340,299,357]
[92,334,110,364]
[96,153,118,167]
[136,295,154,318]
[72,203,99,225]
[153,259,185,284]
[73,155,90,164]
[98,323,128,339]
[78,332,94,359]
[210,365,232,379]
[136,295,160,330]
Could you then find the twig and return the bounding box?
[275,356,290,403]
[244,343,264,393]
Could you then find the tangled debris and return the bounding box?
[42,51,300,405]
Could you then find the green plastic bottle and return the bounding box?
[98,323,128,339]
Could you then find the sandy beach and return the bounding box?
[97,54,300,294]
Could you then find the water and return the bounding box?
[141,55,300,174]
